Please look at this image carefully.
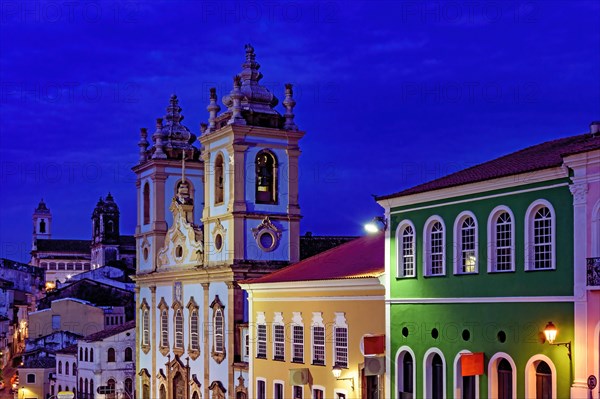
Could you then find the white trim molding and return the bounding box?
[423,215,446,277]
[394,345,416,399]
[487,352,517,399]
[524,354,557,399]
[524,199,556,271]
[387,295,574,304]
[487,205,516,273]
[453,350,479,399]
[423,347,446,399]
[453,211,479,275]
[396,219,417,278]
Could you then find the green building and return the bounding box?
[377,127,600,399]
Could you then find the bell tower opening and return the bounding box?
[255,150,277,204]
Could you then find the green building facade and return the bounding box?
[377,131,600,399]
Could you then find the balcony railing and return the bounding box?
[587,257,600,286]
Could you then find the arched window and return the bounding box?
[107,220,114,233]
[107,379,116,399]
[214,153,224,205]
[159,384,167,399]
[79,378,83,395]
[424,217,445,276]
[65,361,69,375]
[432,354,444,399]
[455,214,477,274]
[79,347,83,361]
[59,385,62,393]
[525,201,555,270]
[498,358,513,399]
[107,347,116,362]
[142,308,150,346]
[455,351,478,399]
[40,219,46,233]
[85,378,89,399]
[396,221,416,278]
[58,360,62,374]
[143,182,150,225]
[72,362,76,375]
[396,349,415,398]
[125,379,133,397]
[255,150,277,204]
[85,347,88,362]
[488,207,515,272]
[89,380,94,399]
[214,308,224,353]
[174,309,184,349]
[90,348,94,362]
[190,309,199,351]
[125,347,133,362]
[161,309,169,348]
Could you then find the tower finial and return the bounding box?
[206,87,220,134]
[228,75,246,125]
[139,128,149,162]
[283,83,298,131]
[152,118,167,159]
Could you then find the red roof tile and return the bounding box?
[377,132,600,200]
[83,320,135,342]
[243,233,384,284]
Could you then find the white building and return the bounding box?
[54,344,78,396]
[77,320,135,399]
[133,44,304,399]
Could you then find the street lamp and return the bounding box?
[364,216,387,234]
[543,321,571,360]
[332,364,355,391]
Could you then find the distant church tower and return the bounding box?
[134,45,303,399]
[32,199,52,250]
[91,193,121,268]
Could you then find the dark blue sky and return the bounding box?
[1,0,598,263]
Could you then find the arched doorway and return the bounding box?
[535,361,551,399]
[173,372,185,399]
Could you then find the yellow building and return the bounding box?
[18,357,55,399]
[240,233,385,399]
[28,298,105,338]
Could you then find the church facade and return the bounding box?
[30,195,135,284]
[133,45,303,399]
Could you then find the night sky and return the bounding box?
[0,1,598,263]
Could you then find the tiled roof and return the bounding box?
[56,344,78,354]
[22,356,56,369]
[83,320,135,342]
[299,235,358,260]
[243,233,384,284]
[377,132,600,200]
[36,239,91,252]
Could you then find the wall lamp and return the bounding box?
[364,216,387,234]
[332,364,355,391]
[543,321,571,360]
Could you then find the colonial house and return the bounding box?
[239,233,385,399]
[376,123,600,399]
[54,344,78,397]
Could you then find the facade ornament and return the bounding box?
[206,87,221,133]
[228,75,246,125]
[138,128,149,162]
[251,216,282,252]
[283,83,298,131]
[211,219,227,254]
[569,183,588,205]
[152,118,167,159]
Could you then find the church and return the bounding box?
[133,44,305,399]
[29,195,136,284]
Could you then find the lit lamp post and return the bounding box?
[364,216,387,234]
[543,321,572,360]
[332,364,355,391]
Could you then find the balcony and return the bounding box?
[587,257,600,287]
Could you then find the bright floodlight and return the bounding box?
[364,216,387,233]
[364,222,379,233]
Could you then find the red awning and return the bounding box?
[461,352,484,376]
[361,335,385,356]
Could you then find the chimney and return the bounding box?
[590,121,600,135]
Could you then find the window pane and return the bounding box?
[402,226,415,277]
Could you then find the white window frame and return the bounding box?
[312,385,326,399]
[311,312,325,366]
[487,352,517,399]
[291,312,304,363]
[273,380,285,399]
[190,309,199,351]
[332,312,348,368]
[524,199,556,271]
[273,312,285,361]
[174,308,184,349]
[396,220,416,278]
[487,206,516,273]
[256,312,267,359]
[160,309,169,348]
[292,385,304,399]
[453,211,479,275]
[524,354,557,399]
[453,349,480,399]
[242,327,249,363]
[395,346,417,398]
[256,378,267,399]
[213,308,224,353]
[423,215,446,276]
[423,347,446,399]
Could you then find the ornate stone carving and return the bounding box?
[569,183,588,205]
[211,219,227,254]
[251,216,282,252]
